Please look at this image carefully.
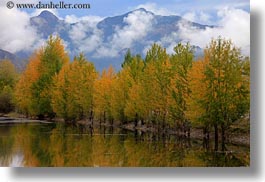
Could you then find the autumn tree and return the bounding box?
[201,38,250,150]
[124,56,145,126]
[121,49,133,68]
[14,36,69,118]
[109,51,143,125]
[14,52,41,116]
[0,60,17,90]
[52,54,97,122]
[187,58,210,142]
[0,60,17,113]
[31,36,70,119]
[110,69,130,124]
[142,44,172,129]
[94,66,115,124]
[169,43,193,132]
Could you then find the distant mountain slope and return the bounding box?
[10,9,212,71]
[0,49,26,71]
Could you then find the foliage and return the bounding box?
[14,36,69,118]
[0,60,17,113]
[52,54,97,121]
[13,36,250,146]
[93,66,115,123]
[14,52,41,115]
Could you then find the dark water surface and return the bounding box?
[0,121,249,167]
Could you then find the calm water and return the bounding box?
[0,121,249,167]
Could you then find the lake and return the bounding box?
[0,120,249,167]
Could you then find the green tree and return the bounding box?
[124,56,145,126]
[31,36,70,119]
[0,60,17,113]
[121,49,133,68]
[142,44,171,129]
[52,54,97,122]
[112,53,144,125]
[202,38,250,150]
[0,60,17,91]
[169,43,193,132]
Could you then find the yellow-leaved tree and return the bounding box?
[0,59,17,113]
[93,66,115,124]
[15,36,70,119]
[52,54,97,122]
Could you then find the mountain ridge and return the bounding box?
[1,9,212,71]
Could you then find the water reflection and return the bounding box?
[0,123,249,167]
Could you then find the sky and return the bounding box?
[20,0,250,23]
[22,0,250,18]
[0,0,250,55]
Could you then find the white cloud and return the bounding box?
[0,7,41,53]
[135,3,174,16]
[65,15,103,24]
[183,11,212,24]
[157,32,180,54]
[113,10,154,49]
[178,8,250,55]
[68,15,103,54]
[198,11,211,24]
[183,12,196,22]
[94,10,155,58]
[0,0,250,59]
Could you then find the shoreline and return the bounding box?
[0,116,250,147]
[0,116,53,124]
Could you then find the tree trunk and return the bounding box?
[90,110,94,125]
[221,123,226,151]
[134,113,138,128]
[103,111,106,124]
[203,126,209,150]
[214,124,219,151]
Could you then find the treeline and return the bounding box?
[0,60,17,113]
[0,36,250,150]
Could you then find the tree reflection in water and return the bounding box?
[0,123,249,167]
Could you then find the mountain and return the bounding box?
[0,49,27,71]
[15,9,211,71]
[30,11,71,41]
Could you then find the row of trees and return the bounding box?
[1,36,249,150]
[0,60,17,113]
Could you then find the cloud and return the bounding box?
[134,2,174,16]
[68,9,154,58]
[178,8,250,55]
[183,11,212,24]
[65,15,103,24]
[68,15,103,54]
[199,11,211,24]
[183,12,196,22]
[156,32,180,54]
[0,0,249,60]
[0,7,41,53]
[94,9,155,58]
